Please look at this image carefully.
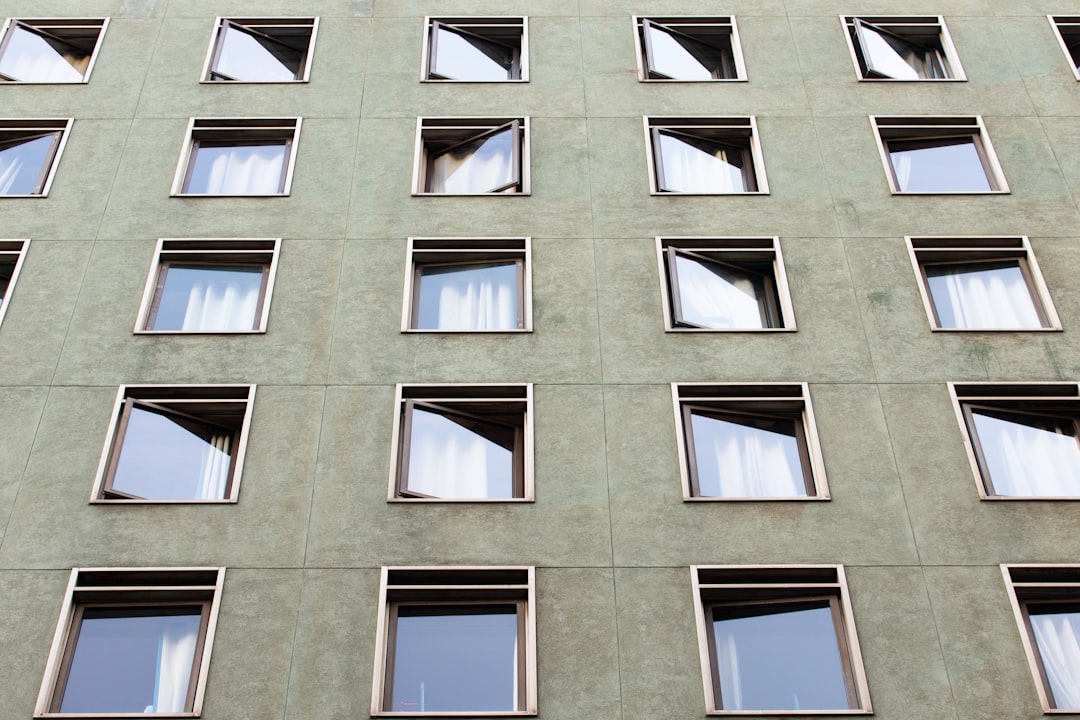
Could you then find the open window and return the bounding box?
[692,565,872,714]
[673,384,827,500]
[0,118,72,196]
[1050,17,1080,80]
[634,16,745,81]
[646,117,767,194]
[202,17,318,82]
[390,384,532,501]
[0,239,28,328]
[35,568,224,717]
[172,117,301,196]
[872,116,1008,194]
[423,17,526,81]
[92,385,256,503]
[0,18,108,83]
[414,117,528,195]
[843,16,962,80]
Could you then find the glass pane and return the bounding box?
[0,133,58,195]
[858,23,947,79]
[213,24,302,81]
[112,405,232,500]
[60,608,201,713]
[0,24,89,82]
[689,410,808,497]
[432,26,514,81]
[971,409,1080,496]
[186,141,287,195]
[416,261,518,330]
[925,261,1042,329]
[406,406,515,498]
[151,265,264,331]
[887,136,992,192]
[0,257,16,305]
[428,128,514,193]
[712,602,851,711]
[657,131,749,193]
[674,254,770,329]
[1030,609,1080,709]
[645,23,731,80]
[390,606,518,712]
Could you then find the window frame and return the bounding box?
[0,118,73,197]
[0,238,29,329]
[841,15,964,81]
[35,567,225,718]
[633,16,747,82]
[389,384,533,502]
[672,383,828,501]
[871,115,1008,195]
[412,117,530,196]
[134,238,280,334]
[371,566,538,717]
[691,565,872,715]
[171,117,301,197]
[402,237,532,333]
[0,17,109,84]
[907,236,1060,332]
[200,17,319,83]
[1049,16,1080,81]
[644,116,768,195]
[421,16,528,83]
[90,384,256,504]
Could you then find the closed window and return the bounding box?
[423,17,526,81]
[0,118,72,196]
[173,117,301,196]
[372,567,536,716]
[136,239,279,333]
[634,16,745,81]
[0,239,29,328]
[0,18,108,83]
[414,117,528,195]
[646,117,768,194]
[692,566,872,714]
[92,385,256,503]
[202,17,318,82]
[872,116,1007,194]
[35,568,224,717]
[391,384,532,501]
[843,16,963,80]
[1050,16,1080,80]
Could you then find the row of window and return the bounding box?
[5,15,1080,86]
[31,564,1080,717]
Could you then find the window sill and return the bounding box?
[930,326,1061,332]
[666,326,795,333]
[134,329,267,335]
[389,496,534,503]
[981,495,1080,501]
[685,495,829,502]
[640,77,747,83]
[412,191,530,197]
[200,79,309,84]
[890,189,1010,195]
[172,192,291,198]
[707,710,871,716]
[857,76,965,82]
[421,78,528,83]
[90,498,238,504]
[403,328,532,334]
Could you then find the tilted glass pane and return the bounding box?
[406,406,515,498]
[689,410,807,497]
[674,254,770,329]
[213,23,302,81]
[971,409,1080,496]
[186,142,287,194]
[60,608,201,713]
[0,133,59,195]
[712,603,851,711]
[1030,609,1080,709]
[657,131,749,192]
[151,265,264,331]
[925,261,1042,329]
[416,261,518,330]
[432,26,514,81]
[112,405,232,500]
[0,24,89,82]
[858,23,947,79]
[428,127,514,193]
[645,23,731,80]
[391,606,518,712]
[887,136,991,192]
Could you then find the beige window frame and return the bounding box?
[421,17,528,82]
[0,239,29,329]
[171,117,301,197]
[645,117,768,195]
[0,118,73,197]
[389,384,533,502]
[633,16,746,82]
[35,567,225,718]
[200,17,318,83]
[871,116,1008,194]
[402,237,531,333]
[672,383,828,501]
[91,385,256,504]
[134,238,280,334]
[372,566,537,717]
[841,15,963,81]
[1050,17,1080,81]
[657,237,795,332]
[692,565,872,715]
[907,237,1060,332]
[412,117,529,196]
[0,18,108,84]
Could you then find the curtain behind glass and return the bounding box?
[213,23,302,81]
[431,25,515,81]
[888,137,990,192]
[926,262,1041,328]
[187,143,286,194]
[972,410,1080,496]
[657,131,747,192]
[690,411,806,497]
[673,253,766,328]
[149,615,200,712]
[857,22,947,79]
[0,24,89,82]
[428,128,514,193]
[407,407,514,498]
[164,267,262,331]
[417,262,517,330]
[1031,612,1080,709]
[0,133,58,194]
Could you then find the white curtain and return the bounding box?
[658,133,745,192]
[1031,613,1080,709]
[0,26,87,82]
[408,410,492,498]
[216,25,296,82]
[0,153,25,193]
[181,280,260,331]
[932,268,1040,329]
[693,414,804,497]
[972,412,1080,496]
[201,146,284,194]
[429,132,513,193]
[147,616,198,713]
[437,273,515,330]
[198,433,232,500]
[675,255,763,328]
[716,632,744,709]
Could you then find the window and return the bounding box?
[634,16,745,81]
[172,117,301,196]
[908,237,1059,331]
[403,238,531,332]
[951,383,1080,499]
[92,385,256,503]
[673,384,827,500]
[646,117,768,194]
[35,567,224,717]
[372,567,536,716]
[658,238,794,331]
[135,239,279,333]
[0,118,71,196]
[0,239,29,328]
[692,565,872,714]
[1050,17,1080,80]
[872,116,1007,194]
[423,17,527,82]
[0,18,108,83]
[413,117,528,195]
[390,384,532,501]
[1004,565,1080,712]
[202,17,317,82]
[842,16,962,80]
